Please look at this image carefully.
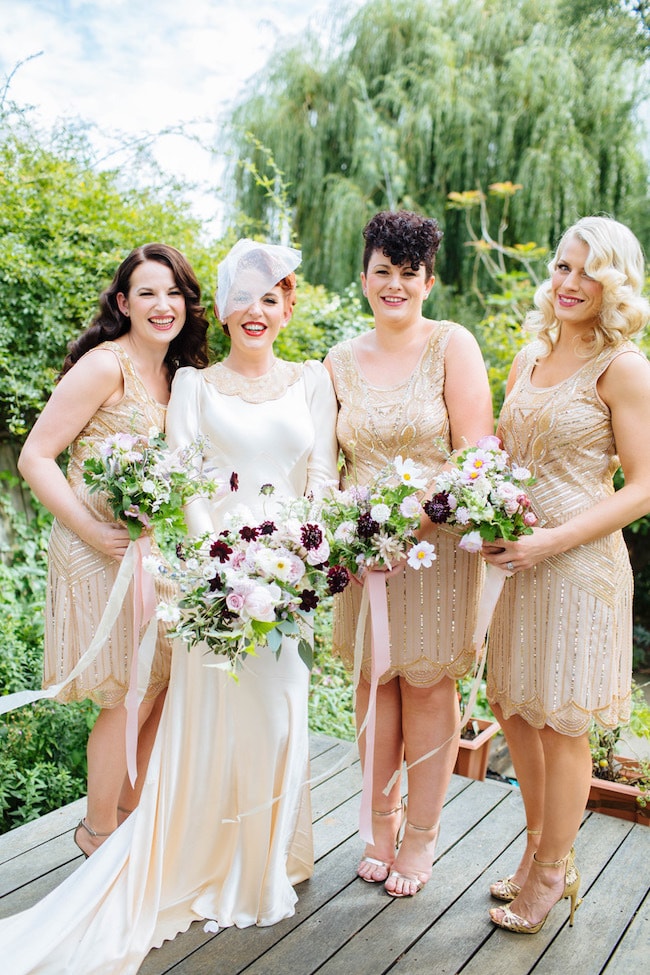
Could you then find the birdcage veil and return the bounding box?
[216,239,302,320]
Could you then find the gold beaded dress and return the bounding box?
[328,326,483,685]
[0,359,339,973]
[44,341,173,705]
[487,341,640,734]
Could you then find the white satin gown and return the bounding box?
[0,358,338,974]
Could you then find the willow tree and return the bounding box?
[228,0,649,291]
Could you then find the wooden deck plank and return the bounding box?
[601,889,650,974]
[310,785,520,975]
[533,821,650,975]
[457,812,640,975]
[0,734,648,975]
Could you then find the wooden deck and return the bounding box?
[1,733,648,974]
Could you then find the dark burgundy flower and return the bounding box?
[327,565,350,594]
[300,523,324,550]
[209,539,233,562]
[299,589,320,612]
[230,471,239,491]
[209,574,223,592]
[357,511,379,539]
[258,520,277,535]
[239,525,259,541]
[423,492,452,524]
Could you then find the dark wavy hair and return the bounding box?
[60,243,210,381]
[362,210,444,277]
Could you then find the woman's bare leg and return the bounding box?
[385,676,459,896]
[355,675,404,881]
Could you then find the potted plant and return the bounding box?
[454,677,501,781]
[588,680,650,825]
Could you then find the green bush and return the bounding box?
[309,596,355,742]
[0,490,99,832]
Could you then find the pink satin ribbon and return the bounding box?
[356,570,392,845]
[124,535,158,786]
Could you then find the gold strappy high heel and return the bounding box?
[73,818,113,859]
[384,821,440,898]
[489,848,581,933]
[357,804,404,883]
[489,828,542,902]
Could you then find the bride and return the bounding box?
[0,239,338,973]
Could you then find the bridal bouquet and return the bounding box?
[319,456,435,580]
[422,435,537,552]
[153,496,334,674]
[83,429,225,545]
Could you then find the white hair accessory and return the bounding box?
[217,239,302,321]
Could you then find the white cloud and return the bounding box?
[0,0,362,229]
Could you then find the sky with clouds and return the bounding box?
[0,0,363,229]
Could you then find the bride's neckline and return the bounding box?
[206,358,301,403]
[219,356,278,380]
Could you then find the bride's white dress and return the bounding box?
[0,359,338,974]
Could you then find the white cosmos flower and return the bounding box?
[394,456,427,489]
[407,541,436,569]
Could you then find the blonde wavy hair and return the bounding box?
[526,216,649,356]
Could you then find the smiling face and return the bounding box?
[223,285,292,357]
[116,260,186,348]
[361,249,434,325]
[550,236,603,334]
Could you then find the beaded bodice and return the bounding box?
[328,323,459,486]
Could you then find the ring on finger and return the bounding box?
[506,561,515,571]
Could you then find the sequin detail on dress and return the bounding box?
[328,325,483,686]
[487,341,641,734]
[44,341,174,706]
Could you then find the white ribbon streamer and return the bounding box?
[0,542,138,714]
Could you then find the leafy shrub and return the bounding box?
[0,489,99,832]
[309,597,355,741]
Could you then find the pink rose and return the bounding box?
[226,592,245,612]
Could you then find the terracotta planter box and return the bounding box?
[454,718,501,781]
[587,757,650,826]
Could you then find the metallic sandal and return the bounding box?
[489,848,581,933]
[357,803,404,883]
[489,828,542,902]
[73,818,112,859]
[384,821,440,898]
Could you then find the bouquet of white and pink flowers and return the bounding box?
[423,435,537,551]
[153,495,336,674]
[83,429,225,546]
[319,456,436,583]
